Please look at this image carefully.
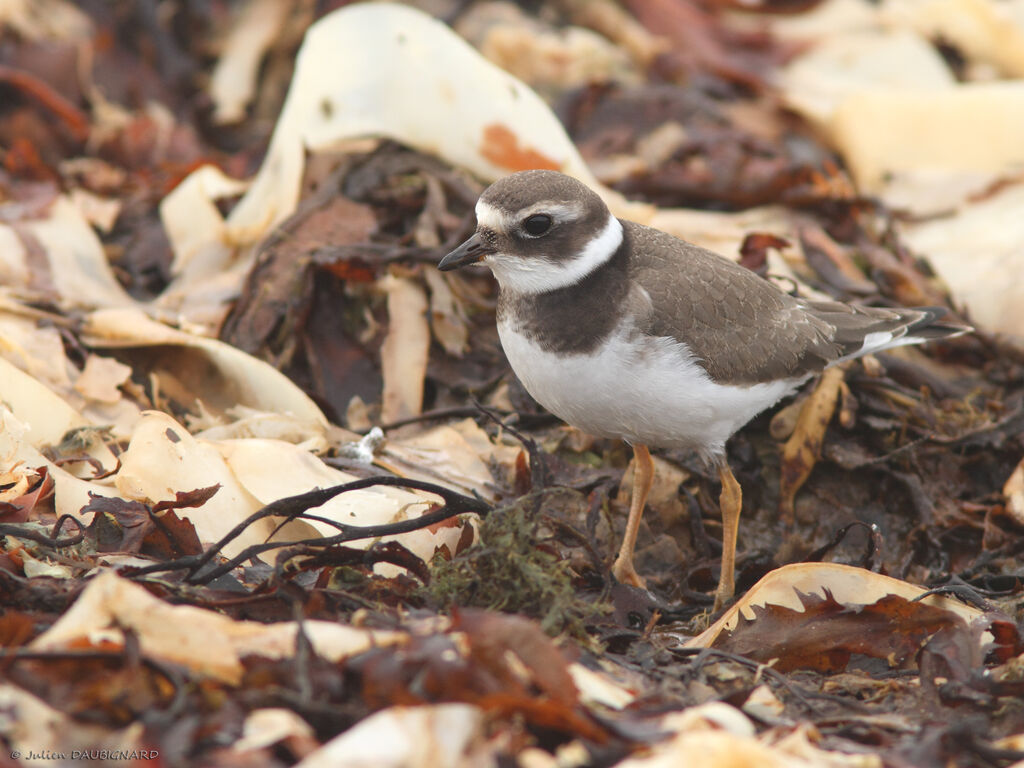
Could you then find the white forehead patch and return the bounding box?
[475,200,512,232]
[484,213,623,294]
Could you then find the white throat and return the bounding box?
[484,213,624,295]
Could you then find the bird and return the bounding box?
[437,169,970,610]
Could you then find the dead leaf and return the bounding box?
[352,609,605,742]
[380,419,514,500]
[0,683,146,765]
[208,0,295,125]
[686,563,1001,664]
[424,269,469,358]
[1003,456,1024,526]
[779,365,845,524]
[834,84,1024,195]
[232,708,318,758]
[113,411,277,556]
[195,1,650,266]
[0,195,135,309]
[214,437,470,573]
[0,464,52,522]
[454,609,579,709]
[0,611,36,647]
[379,273,430,424]
[622,0,790,91]
[0,346,123,465]
[738,232,790,273]
[73,354,132,404]
[292,704,487,768]
[714,588,971,673]
[31,571,405,684]
[614,703,864,768]
[82,307,328,427]
[67,188,121,232]
[81,487,211,560]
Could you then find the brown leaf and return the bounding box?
[81,491,208,558]
[151,484,221,513]
[0,466,54,523]
[15,654,177,727]
[0,610,36,647]
[738,232,789,273]
[82,494,153,554]
[354,609,606,741]
[0,63,89,142]
[622,0,794,92]
[859,242,950,308]
[219,191,378,386]
[455,609,579,709]
[357,634,481,708]
[320,258,377,283]
[715,588,971,673]
[142,509,203,560]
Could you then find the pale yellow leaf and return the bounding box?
[293,704,487,768]
[82,307,327,427]
[74,354,132,404]
[31,572,405,684]
[380,274,430,424]
[1003,456,1024,526]
[208,0,294,124]
[114,411,275,556]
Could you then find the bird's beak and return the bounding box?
[438,233,494,271]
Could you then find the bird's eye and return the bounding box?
[523,214,553,236]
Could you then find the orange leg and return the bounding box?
[714,462,742,611]
[612,444,654,588]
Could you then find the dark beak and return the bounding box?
[438,233,494,271]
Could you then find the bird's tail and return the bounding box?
[801,301,972,363]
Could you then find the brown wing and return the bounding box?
[624,222,962,385]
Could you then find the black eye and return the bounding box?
[523,214,552,236]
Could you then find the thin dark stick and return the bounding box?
[118,476,489,585]
[373,405,512,433]
[472,398,549,490]
[0,516,84,548]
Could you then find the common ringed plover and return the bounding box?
[438,170,969,609]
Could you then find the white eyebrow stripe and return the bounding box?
[476,200,584,232]
[523,202,583,222]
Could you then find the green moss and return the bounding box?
[422,491,605,640]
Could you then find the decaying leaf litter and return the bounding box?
[1,0,1024,765]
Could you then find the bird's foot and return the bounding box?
[611,556,647,589]
[712,573,735,612]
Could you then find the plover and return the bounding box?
[438,170,969,609]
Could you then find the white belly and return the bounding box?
[497,320,802,460]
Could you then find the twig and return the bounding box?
[275,540,433,585]
[119,476,489,585]
[0,516,85,548]
[372,405,512,432]
[472,398,550,490]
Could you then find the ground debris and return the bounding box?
[2,1,1024,766]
